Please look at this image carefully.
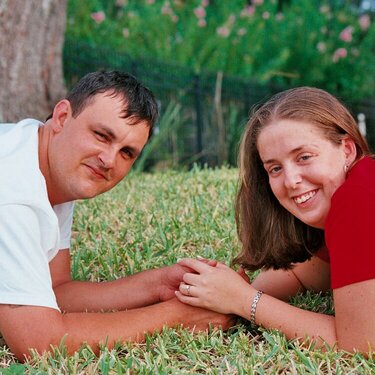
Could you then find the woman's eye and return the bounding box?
[269,166,281,174]
[299,154,312,161]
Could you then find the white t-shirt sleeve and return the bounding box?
[0,204,59,310]
[53,201,74,251]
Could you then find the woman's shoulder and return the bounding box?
[336,156,375,197]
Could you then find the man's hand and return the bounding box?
[158,258,219,302]
[158,263,191,301]
[237,266,250,283]
[165,298,235,332]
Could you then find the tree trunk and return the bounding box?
[0,0,67,122]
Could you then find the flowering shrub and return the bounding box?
[66,0,375,100]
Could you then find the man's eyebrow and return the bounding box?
[95,124,117,140]
[122,145,141,157]
[95,123,143,156]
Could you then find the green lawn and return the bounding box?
[1,167,374,374]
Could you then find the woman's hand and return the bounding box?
[157,257,220,302]
[175,258,255,316]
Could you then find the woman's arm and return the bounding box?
[176,259,375,352]
[252,255,331,301]
[334,279,375,352]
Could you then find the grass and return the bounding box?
[1,166,374,374]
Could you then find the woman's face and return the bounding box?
[257,119,355,229]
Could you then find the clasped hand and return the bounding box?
[157,258,219,301]
[175,258,253,316]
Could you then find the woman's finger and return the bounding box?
[174,290,201,307]
[179,282,195,297]
[182,272,201,286]
[178,258,212,274]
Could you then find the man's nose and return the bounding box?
[98,147,116,169]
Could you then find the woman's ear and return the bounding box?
[342,136,357,165]
[51,99,71,133]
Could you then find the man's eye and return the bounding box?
[94,131,107,140]
[121,149,133,158]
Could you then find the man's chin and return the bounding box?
[74,187,104,200]
[84,190,105,199]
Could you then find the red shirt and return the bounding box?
[325,156,375,289]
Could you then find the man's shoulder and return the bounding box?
[0,118,46,206]
[0,118,42,135]
[0,119,42,153]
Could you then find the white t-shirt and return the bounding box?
[0,119,74,310]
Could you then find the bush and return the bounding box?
[66,0,375,100]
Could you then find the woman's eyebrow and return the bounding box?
[262,145,319,165]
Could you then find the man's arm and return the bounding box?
[50,249,196,312]
[0,298,232,361]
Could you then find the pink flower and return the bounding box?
[146,0,155,3]
[228,14,236,25]
[198,18,207,27]
[201,0,209,6]
[262,11,270,20]
[316,41,326,53]
[332,48,347,62]
[194,6,206,19]
[161,3,172,15]
[252,0,263,5]
[122,28,130,38]
[240,6,255,18]
[237,28,247,36]
[359,14,371,31]
[276,12,284,21]
[171,14,179,23]
[91,11,105,24]
[339,26,353,42]
[217,26,230,38]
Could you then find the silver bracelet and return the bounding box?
[250,290,263,326]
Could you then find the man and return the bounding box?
[0,71,231,361]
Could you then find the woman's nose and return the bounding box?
[283,167,302,189]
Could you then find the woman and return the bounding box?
[175,87,375,353]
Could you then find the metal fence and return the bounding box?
[64,38,375,168]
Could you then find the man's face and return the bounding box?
[47,93,149,204]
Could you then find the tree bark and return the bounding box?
[0,0,67,122]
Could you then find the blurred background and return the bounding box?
[1,0,374,170]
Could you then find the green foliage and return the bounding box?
[1,168,375,372]
[134,100,183,172]
[66,0,375,100]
